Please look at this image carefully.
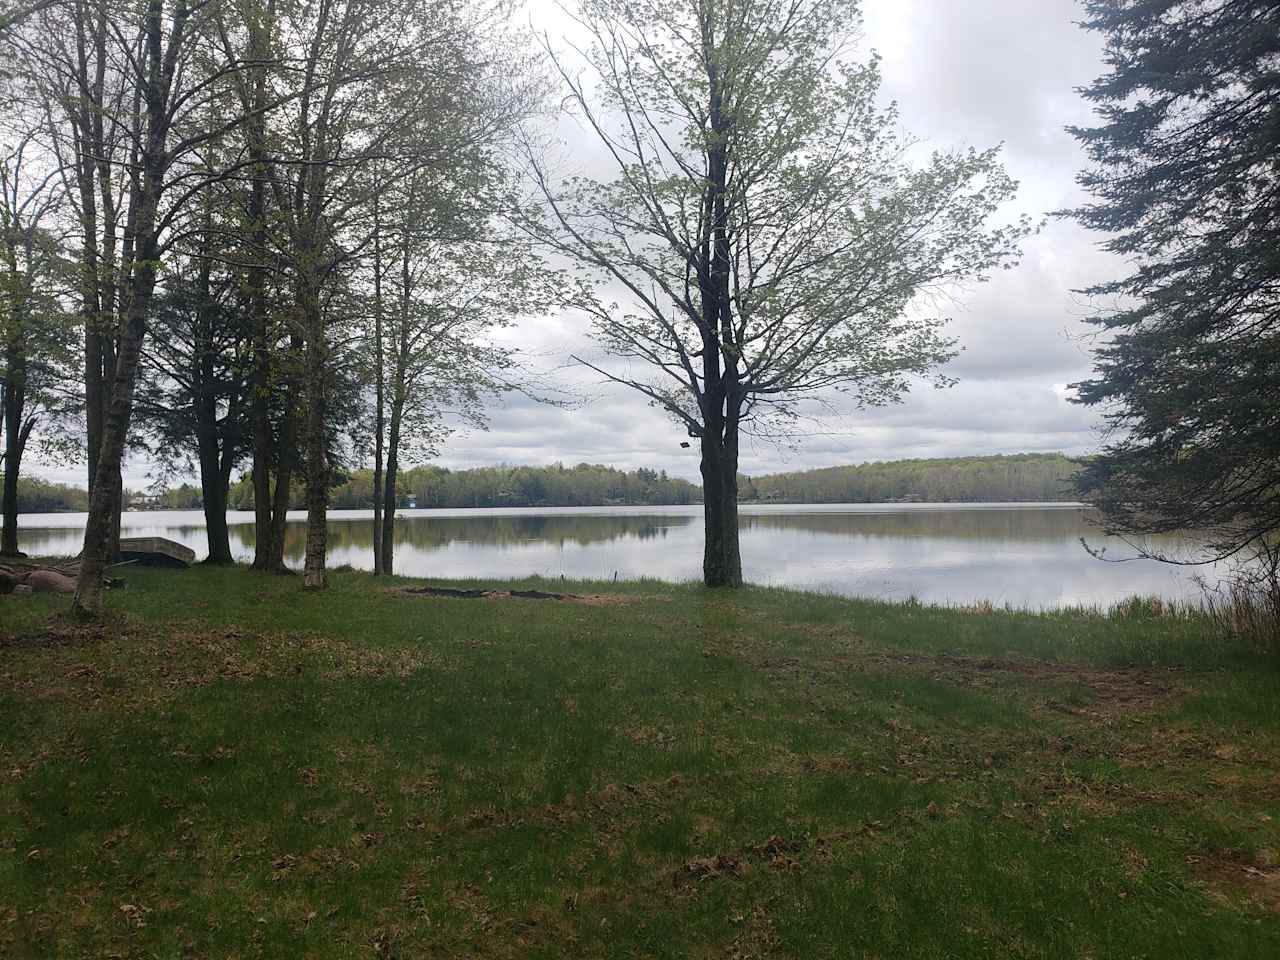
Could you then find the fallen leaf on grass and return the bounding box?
[271,854,297,881]
[119,903,150,927]
[747,835,803,869]
[675,855,746,886]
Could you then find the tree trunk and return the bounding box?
[247,0,274,571]
[84,315,104,499]
[371,191,385,574]
[250,339,274,568]
[218,437,237,548]
[101,75,133,568]
[267,398,298,572]
[300,279,328,590]
[79,219,113,547]
[194,249,233,564]
[1,410,32,558]
[0,459,21,558]
[72,266,154,617]
[197,425,233,563]
[696,40,741,589]
[266,335,305,573]
[73,6,105,513]
[107,469,123,561]
[372,407,385,575]
[67,1,124,564]
[82,300,122,562]
[380,397,402,576]
[700,425,742,587]
[2,251,29,556]
[201,474,232,564]
[72,0,168,616]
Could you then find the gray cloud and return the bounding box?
[863,0,1104,172]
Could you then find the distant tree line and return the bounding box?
[227,463,701,511]
[10,454,1084,513]
[5,475,204,512]
[741,454,1080,504]
[4,475,87,512]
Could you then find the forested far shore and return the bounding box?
[254,464,703,511]
[2,464,701,513]
[6,454,1082,514]
[742,453,1080,504]
[2,476,90,512]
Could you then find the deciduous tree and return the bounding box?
[365,166,555,574]
[1,131,75,556]
[521,0,1031,586]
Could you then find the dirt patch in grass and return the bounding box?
[1,625,456,721]
[162,628,457,684]
[1191,851,1280,913]
[0,619,116,651]
[673,831,876,891]
[880,652,1179,715]
[396,585,650,606]
[740,640,1181,718]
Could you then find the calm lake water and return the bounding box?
[13,503,1214,608]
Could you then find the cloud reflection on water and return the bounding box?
[16,504,1205,608]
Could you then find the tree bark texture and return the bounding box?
[1,370,33,557]
[246,0,277,571]
[194,255,235,564]
[250,319,275,568]
[1,233,32,556]
[699,425,742,588]
[379,393,403,576]
[300,276,328,590]
[72,258,155,616]
[268,396,298,572]
[371,195,385,574]
[696,39,742,588]
[72,0,173,616]
[196,424,233,564]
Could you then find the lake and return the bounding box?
[12,503,1216,608]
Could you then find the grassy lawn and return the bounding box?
[2,567,1279,958]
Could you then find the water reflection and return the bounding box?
[14,503,1209,608]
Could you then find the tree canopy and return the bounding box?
[520,0,1032,585]
[1068,0,1280,559]
[0,0,548,608]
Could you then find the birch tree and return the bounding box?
[521,0,1032,586]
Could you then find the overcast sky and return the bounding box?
[432,0,1116,484]
[35,0,1117,489]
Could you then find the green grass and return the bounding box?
[2,567,1279,958]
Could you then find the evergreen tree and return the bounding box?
[1068,0,1280,557]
